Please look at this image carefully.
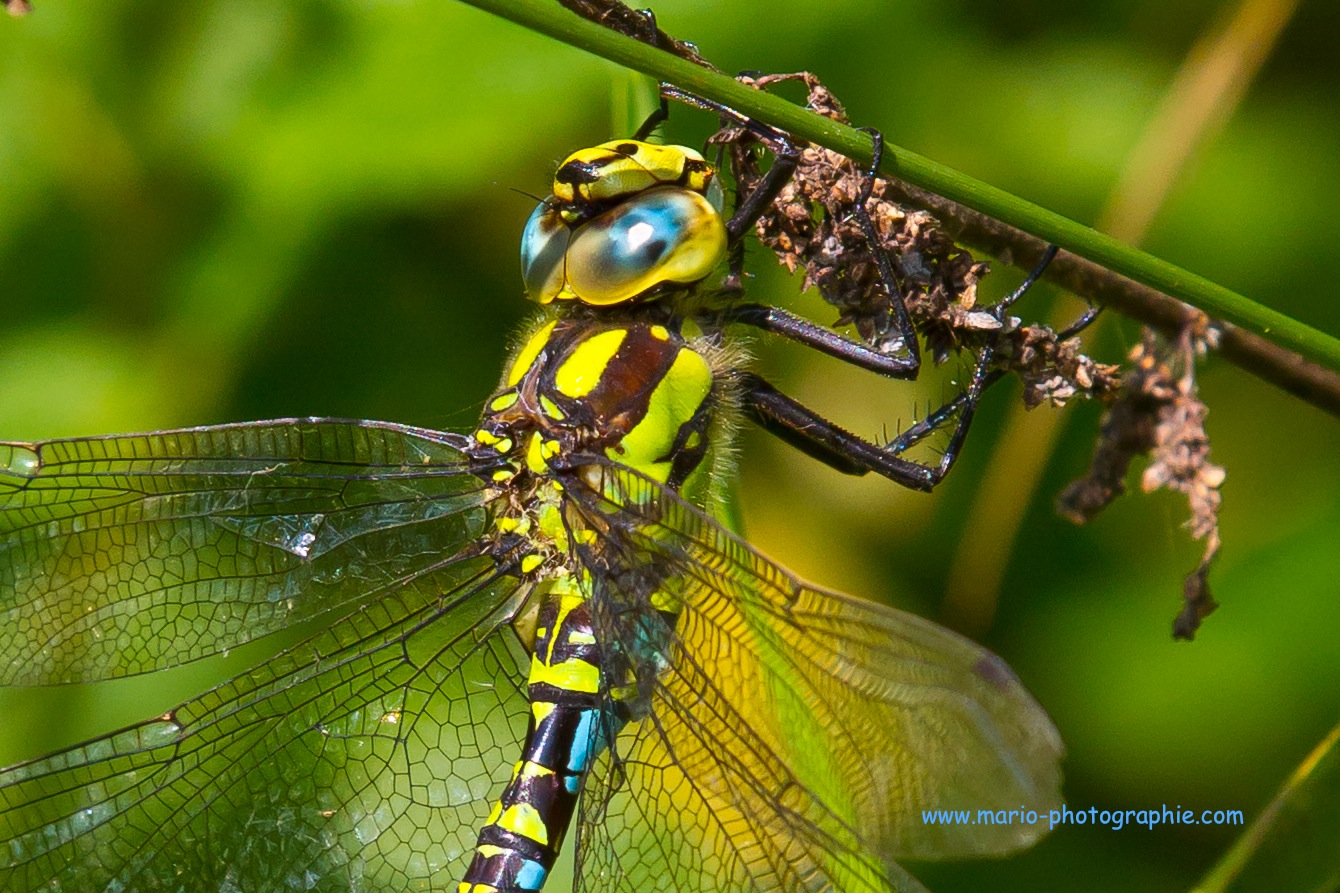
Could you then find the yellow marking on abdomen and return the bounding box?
[458,882,499,893]
[497,802,550,845]
[529,654,600,693]
[520,760,555,778]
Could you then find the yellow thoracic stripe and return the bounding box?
[614,346,712,482]
[553,328,626,398]
[507,320,558,387]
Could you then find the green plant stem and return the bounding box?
[1193,718,1340,893]
[457,0,1340,398]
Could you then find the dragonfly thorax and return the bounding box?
[475,317,718,494]
[461,315,718,893]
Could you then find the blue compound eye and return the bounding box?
[520,200,572,304]
[564,187,727,306]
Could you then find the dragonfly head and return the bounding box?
[521,140,727,307]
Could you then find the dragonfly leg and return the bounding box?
[630,11,671,141]
[741,372,938,491]
[720,126,923,380]
[884,245,1095,458]
[633,95,671,142]
[722,302,920,378]
[850,126,921,374]
[740,242,1067,490]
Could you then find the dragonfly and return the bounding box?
[0,129,1064,893]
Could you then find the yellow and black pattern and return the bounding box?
[458,313,720,891]
[477,317,716,492]
[550,140,717,221]
[459,580,604,893]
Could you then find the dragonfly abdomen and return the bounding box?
[460,578,608,893]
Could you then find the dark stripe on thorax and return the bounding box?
[584,325,680,427]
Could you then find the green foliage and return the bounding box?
[2,2,1339,891]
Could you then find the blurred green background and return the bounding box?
[2,1,1338,891]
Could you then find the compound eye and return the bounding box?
[520,200,572,304]
[564,187,727,306]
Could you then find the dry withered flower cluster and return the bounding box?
[1058,320,1225,639]
[713,72,1233,637]
[1004,324,1121,409]
[715,72,1120,409]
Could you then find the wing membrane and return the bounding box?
[0,420,492,684]
[0,553,532,893]
[572,466,1063,892]
[2,432,1063,892]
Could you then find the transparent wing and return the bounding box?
[0,558,533,892]
[571,466,1064,893]
[0,419,493,683]
[0,418,542,891]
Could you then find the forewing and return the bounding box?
[0,555,533,893]
[0,419,492,683]
[571,467,1063,892]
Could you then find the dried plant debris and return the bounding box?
[713,72,1117,409]
[1058,320,1225,640]
[1005,324,1121,409]
[5,0,33,16]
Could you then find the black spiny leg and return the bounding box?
[742,373,939,491]
[629,10,671,141]
[659,83,803,289]
[665,95,928,382]
[633,97,670,142]
[885,273,1104,458]
[721,303,921,378]
[719,126,924,380]
[721,125,798,247]
[851,126,920,373]
[742,246,1066,491]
